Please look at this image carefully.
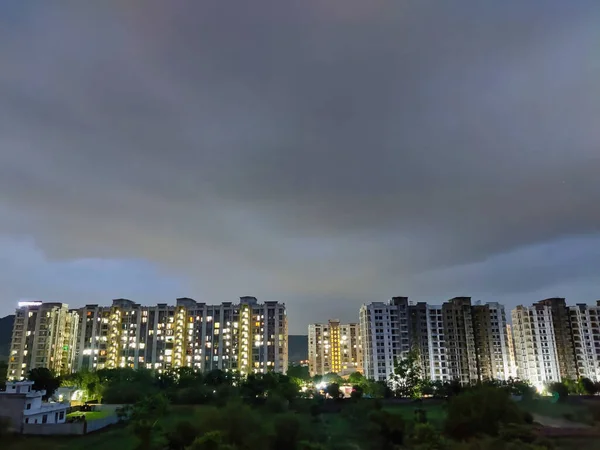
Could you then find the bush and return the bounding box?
[547,382,568,402]
[366,410,405,450]
[350,385,364,400]
[498,423,537,445]
[195,401,268,450]
[411,422,445,449]
[444,386,524,440]
[164,420,199,450]
[265,394,289,413]
[271,414,302,450]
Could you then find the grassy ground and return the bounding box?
[384,402,446,428]
[6,424,135,450]
[66,410,112,421]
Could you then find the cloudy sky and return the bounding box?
[1,1,599,333]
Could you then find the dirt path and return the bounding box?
[532,414,591,429]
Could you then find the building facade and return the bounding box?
[307,320,362,376]
[361,297,510,383]
[8,297,288,379]
[535,298,578,380]
[7,302,79,380]
[569,303,600,382]
[0,381,69,431]
[511,304,561,387]
[505,324,518,379]
[359,297,412,381]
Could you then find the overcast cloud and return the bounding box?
[1,0,599,333]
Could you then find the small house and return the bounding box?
[0,381,70,431]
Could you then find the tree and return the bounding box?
[547,382,569,402]
[287,364,311,382]
[323,372,344,385]
[350,385,364,400]
[28,367,60,399]
[389,350,421,398]
[129,393,169,450]
[578,377,598,396]
[326,383,342,399]
[347,372,365,386]
[444,386,525,440]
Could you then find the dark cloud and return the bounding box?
[1,0,599,332]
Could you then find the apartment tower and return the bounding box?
[568,302,600,382]
[7,302,79,380]
[307,320,362,376]
[359,297,411,381]
[511,304,561,386]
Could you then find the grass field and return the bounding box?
[66,410,112,421]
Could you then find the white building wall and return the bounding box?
[569,304,600,382]
[512,305,561,387]
[360,298,410,382]
[425,305,448,381]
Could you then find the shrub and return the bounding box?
[164,420,199,450]
[498,423,537,444]
[444,386,524,440]
[271,414,302,450]
[411,422,445,450]
[547,382,568,403]
[265,394,289,413]
[366,410,405,450]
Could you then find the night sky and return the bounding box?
[1,1,599,334]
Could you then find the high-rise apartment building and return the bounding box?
[511,304,561,386]
[472,302,511,381]
[535,298,577,380]
[361,297,510,383]
[505,324,518,379]
[307,320,362,376]
[360,297,411,381]
[8,297,287,379]
[569,303,600,382]
[7,302,79,380]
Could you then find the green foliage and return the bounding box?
[578,377,598,395]
[347,372,365,385]
[546,382,569,402]
[271,414,303,450]
[164,420,200,450]
[61,369,102,401]
[389,350,422,398]
[326,382,342,399]
[366,409,405,450]
[507,380,536,400]
[287,364,311,382]
[194,401,268,450]
[128,393,170,450]
[444,386,525,440]
[28,367,60,399]
[323,372,344,384]
[350,384,364,400]
[363,380,391,398]
[187,431,229,450]
[411,422,446,450]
